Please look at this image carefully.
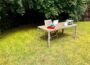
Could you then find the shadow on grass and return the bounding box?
[40,32,70,41]
[0,24,38,39]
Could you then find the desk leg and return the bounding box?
[73,26,77,39]
[48,31,51,48]
[62,29,64,34]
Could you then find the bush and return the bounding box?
[33,0,88,21]
[0,0,89,30]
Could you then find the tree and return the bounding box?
[33,0,88,21]
[0,0,89,21]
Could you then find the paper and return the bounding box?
[44,20,52,27]
[53,20,59,25]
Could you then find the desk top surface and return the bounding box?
[38,24,77,32]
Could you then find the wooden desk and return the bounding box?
[38,24,77,48]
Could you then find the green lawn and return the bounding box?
[0,21,90,65]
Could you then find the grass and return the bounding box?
[0,21,90,65]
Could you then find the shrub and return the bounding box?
[0,0,89,30]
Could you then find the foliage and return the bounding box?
[33,0,88,20]
[0,0,89,21]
